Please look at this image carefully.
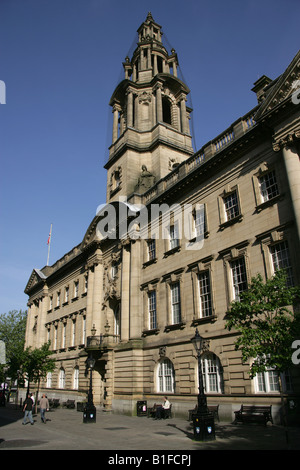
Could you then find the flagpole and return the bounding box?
[47,224,52,266]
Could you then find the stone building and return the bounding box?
[24,13,300,422]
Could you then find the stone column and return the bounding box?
[156,84,163,123]
[153,54,158,76]
[135,94,139,131]
[132,64,137,82]
[112,104,120,143]
[127,90,133,128]
[129,239,142,339]
[91,258,103,335]
[25,302,33,348]
[173,60,177,77]
[147,47,151,69]
[85,266,95,338]
[121,241,131,341]
[180,95,187,134]
[36,292,48,347]
[281,138,300,241]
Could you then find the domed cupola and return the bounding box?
[105,13,194,201]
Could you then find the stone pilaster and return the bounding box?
[273,130,300,242]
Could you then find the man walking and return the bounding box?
[40,394,50,423]
[22,393,34,425]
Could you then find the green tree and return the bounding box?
[225,270,300,379]
[0,309,27,401]
[22,342,56,413]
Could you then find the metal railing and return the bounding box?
[86,334,120,349]
[142,107,258,204]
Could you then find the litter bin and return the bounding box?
[83,403,96,423]
[192,412,215,441]
[137,400,147,416]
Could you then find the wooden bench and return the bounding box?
[147,403,157,418]
[163,404,172,419]
[147,403,172,419]
[188,405,219,422]
[51,398,60,408]
[234,405,273,426]
[63,399,75,409]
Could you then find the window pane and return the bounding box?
[158,359,175,393]
[268,370,280,392]
[231,258,247,300]
[114,305,121,338]
[148,291,157,329]
[201,354,223,393]
[169,224,179,249]
[171,282,181,323]
[224,191,239,220]
[270,241,294,286]
[259,170,279,202]
[256,372,266,392]
[198,271,212,317]
[195,207,205,237]
[148,240,156,260]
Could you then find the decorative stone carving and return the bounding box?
[135,165,156,192]
[272,130,300,151]
[138,91,152,104]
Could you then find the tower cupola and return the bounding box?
[123,12,179,84]
[105,13,194,202]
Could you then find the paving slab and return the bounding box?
[0,405,299,455]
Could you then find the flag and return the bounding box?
[47,225,52,245]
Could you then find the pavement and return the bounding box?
[0,404,299,456]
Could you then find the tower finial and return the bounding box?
[146,12,154,21]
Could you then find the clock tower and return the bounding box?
[105,12,194,202]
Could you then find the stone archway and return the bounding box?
[93,359,107,408]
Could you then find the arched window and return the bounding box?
[157,56,163,73]
[73,366,79,390]
[199,353,224,394]
[114,304,121,340]
[59,368,65,389]
[157,358,175,393]
[46,372,52,388]
[162,97,172,125]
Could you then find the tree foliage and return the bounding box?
[225,270,300,378]
[22,341,56,412]
[22,341,56,388]
[0,309,27,385]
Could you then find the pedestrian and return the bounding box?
[0,389,5,406]
[40,393,50,423]
[22,393,34,425]
[155,396,171,419]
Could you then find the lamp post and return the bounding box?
[83,328,97,424]
[86,354,96,406]
[191,328,208,414]
[91,323,97,337]
[191,328,215,441]
[83,354,96,423]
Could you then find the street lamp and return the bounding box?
[83,354,96,423]
[87,354,96,406]
[91,324,97,337]
[191,328,208,414]
[191,328,215,441]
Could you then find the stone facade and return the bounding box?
[24,14,300,422]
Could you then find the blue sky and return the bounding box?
[0,0,299,314]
